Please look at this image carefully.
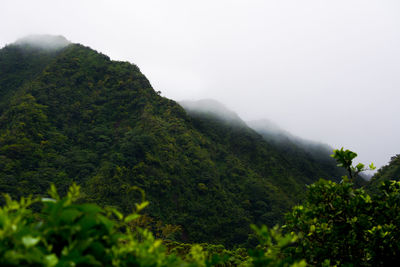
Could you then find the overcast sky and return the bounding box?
[1,0,399,170]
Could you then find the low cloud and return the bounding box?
[14,34,70,50]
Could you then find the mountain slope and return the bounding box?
[247,119,344,180]
[0,36,345,246]
[181,100,344,184]
[0,35,70,110]
[369,155,400,188]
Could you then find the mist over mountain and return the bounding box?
[247,119,286,137]
[180,99,333,159]
[14,34,70,50]
[0,36,71,111]
[0,35,356,246]
[180,99,347,182]
[179,99,334,161]
[1,1,399,263]
[179,99,245,126]
[247,119,334,162]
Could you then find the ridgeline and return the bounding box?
[0,35,346,246]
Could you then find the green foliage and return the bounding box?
[2,38,400,266]
[166,241,249,266]
[369,154,400,188]
[331,147,375,181]
[247,225,306,267]
[0,43,65,110]
[0,184,307,266]
[0,184,184,266]
[0,40,345,246]
[284,149,400,266]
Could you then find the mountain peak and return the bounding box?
[14,34,71,50]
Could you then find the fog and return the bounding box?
[180,99,245,126]
[1,0,399,170]
[15,35,70,50]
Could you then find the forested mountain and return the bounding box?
[247,119,333,160]
[247,119,345,180]
[181,100,345,184]
[0,35,346,246]
[0,35,70,110]
[369,154,400,188]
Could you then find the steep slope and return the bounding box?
[369,155,400,188]
[247,119,345,180]
[0,35,70,109]
[181,100,344,184]
[0,36,345,246]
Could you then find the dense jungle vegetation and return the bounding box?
[368,154,400,187]
[1,148,399,266]
[0,36,346,246]
[0,36,399,266]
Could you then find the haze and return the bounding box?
[1,0,399,170]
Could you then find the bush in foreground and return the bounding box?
[284,148,400,266]
[0,183,304,266]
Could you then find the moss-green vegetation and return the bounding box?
[0,183,306,266]
[0,39,347,246]
[1,36,399,266]
[282,150,400,266]
[1,152,399,266]
[284,179,400,266]
[369,154,400,187]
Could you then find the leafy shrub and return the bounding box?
[0,183,303,266]
[3,147,398,266]
[247,225,306,267]
[284,149,400,266]
[0,184,183,266]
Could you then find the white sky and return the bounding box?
[1,0,399,170]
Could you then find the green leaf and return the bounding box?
[22,235,40,248]
[356,163,365,171]
[135,201,149,212]
[60,208,81,223]
[78,203,102,214]
[124,213,140,223]
[45,254,59,267]
[41,197,56,203]
[369,163,376,170]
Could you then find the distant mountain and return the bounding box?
[247,119,369,186]
[181,100,344,184]
[247,119,336,164]
[0,35,347,246]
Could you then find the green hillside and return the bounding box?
[180,100,345,185]
[0,36,346,246]
[369,154,400,188]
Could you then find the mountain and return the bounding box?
[0,35,345,246]
[247,119,343,176]
[181,100,344,184]
[247,118,370,186]
[247,119,329,154]
[0,35,70,110]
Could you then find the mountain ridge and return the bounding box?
[0,35,348,246]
